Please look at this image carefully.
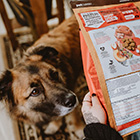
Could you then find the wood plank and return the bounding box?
[56,0,65,23]
[0,0,18,51]
[29,0,49,37]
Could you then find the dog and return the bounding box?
[0,15,84,134]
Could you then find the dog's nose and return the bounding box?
[64,94,77,107]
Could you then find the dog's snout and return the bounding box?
[64,94,76,107]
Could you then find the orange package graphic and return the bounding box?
[80,31,106,110]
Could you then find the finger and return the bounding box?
[91,95,107,124]
[82,92,92,106]
[91,94,102,107]
[82,92,92,113]
[82,100,91,107]
[81,102,91,114]
[83,92,91,102]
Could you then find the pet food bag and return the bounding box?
[71,0,140,137]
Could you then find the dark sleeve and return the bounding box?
[83,123,123,140]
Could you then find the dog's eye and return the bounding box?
[49,69,59,81]
[30,88,40,97]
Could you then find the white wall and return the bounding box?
[0,1,17,140]
[0,103,18,140]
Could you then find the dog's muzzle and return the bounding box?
[54,91,78,116]
[62,93,77,107]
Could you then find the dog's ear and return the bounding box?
[0,70,13,101]
[31,46,58,60]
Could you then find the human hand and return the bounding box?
[81,92,107,125]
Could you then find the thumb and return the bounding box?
[91,94,102,106]
[91,94,107,124]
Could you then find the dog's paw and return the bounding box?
[44,119,62,135]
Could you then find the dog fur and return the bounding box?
[0,15,83,131]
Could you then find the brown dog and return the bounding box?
[0,15,83,131]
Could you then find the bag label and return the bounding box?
[79,3,140,31]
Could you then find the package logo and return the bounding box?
[81,11,105,28]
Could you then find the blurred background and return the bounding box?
[0,0,81,140]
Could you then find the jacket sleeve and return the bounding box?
[83,123,123,140]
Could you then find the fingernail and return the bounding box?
[92,93,96,97]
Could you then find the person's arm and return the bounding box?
[81,92,123,140]
[83,123,123,140]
